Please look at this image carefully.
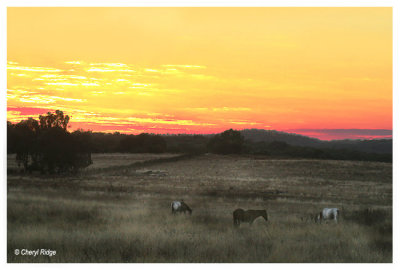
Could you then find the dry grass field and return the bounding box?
[7,153,180,171]
[7,154,392,263]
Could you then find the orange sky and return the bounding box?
[7,7,392,139]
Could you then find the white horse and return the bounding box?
[316,208,339,223]
[171,200,192,215]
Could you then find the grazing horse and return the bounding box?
[171,200,192,215]
[233,208,268,227]
[316,208,339,223]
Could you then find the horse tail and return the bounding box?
[233,211,238,227]
[315,212,322,223]
[264,210,268,221]
[171,202,176,214]
[233,215,239,227]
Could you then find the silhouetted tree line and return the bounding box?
[118,133,166,153]
[89,133,208,154]
[206,129,391,162]
[241,128,392,154]
[164,134,208,154]
[7,110,92,173]
[8,112,392,174]
[245,140,392,162]
[207,129,244,154]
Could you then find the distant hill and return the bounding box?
[240,129,321,146]
[240,129,392,154]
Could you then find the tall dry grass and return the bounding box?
[8,192,391,263]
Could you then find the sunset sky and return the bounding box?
[7,7,392,140]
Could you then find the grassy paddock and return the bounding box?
[7,154,392,262]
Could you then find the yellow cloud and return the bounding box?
[8,66,62,72]
[187,107,252,112]
[16,94,86,104]
[86,67,135,72]
[161,64,206,69]
[65,61,84,65]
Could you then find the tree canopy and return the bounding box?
[8,111,92,174]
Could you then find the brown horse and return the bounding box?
[233,208,268,227]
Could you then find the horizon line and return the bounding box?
[70,127,392,141]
